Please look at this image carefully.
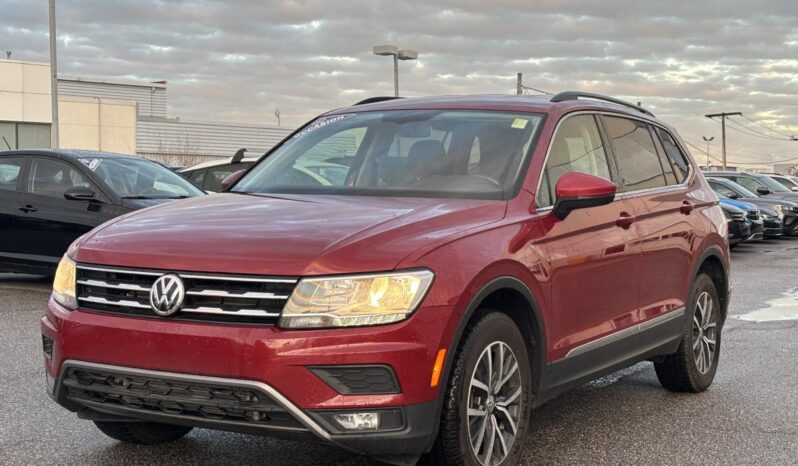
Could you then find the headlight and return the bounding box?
[279,270,434,329]
[723,208,732,220]
[773,205,785,220]
[52,255,77,309]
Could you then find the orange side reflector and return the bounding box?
[430,349,447,387]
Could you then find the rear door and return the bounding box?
[601,116,695,325]
[15,156,116,264]
[536,113,642,363]
[0,155,27,260]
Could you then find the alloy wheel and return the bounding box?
[692,291,717,374]
[467,341,523,466]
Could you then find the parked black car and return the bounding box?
[705,171,798,201]
[721,202,750,248]
[707,176,798,236]
[0,149,204,275]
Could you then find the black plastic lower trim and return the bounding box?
[539,309,685,404]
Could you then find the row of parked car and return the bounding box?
[706,170,798,248]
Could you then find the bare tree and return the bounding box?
[142,133,206,167]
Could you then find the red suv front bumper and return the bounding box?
[41,296,455,460]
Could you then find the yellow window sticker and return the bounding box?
[511,118,528,129]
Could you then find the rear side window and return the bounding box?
[537,114,611,207]
[187,169,206,187]
[602,116,666,192]
[0,157,24,191]
[204,163,247,192]
[655,128,690,183]
[732,176,764,193]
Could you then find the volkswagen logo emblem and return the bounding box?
[149,274,185,316]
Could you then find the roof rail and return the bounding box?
[550,91,655,117]
[353,96,403,106]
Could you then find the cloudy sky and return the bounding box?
[2,0,798,166]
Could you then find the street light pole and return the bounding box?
[702,136,714,167]
[48,0,59,148]
[373,45,417,97]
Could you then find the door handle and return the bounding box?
[680,200,694,215]
[616,212,635,229]
[18,205,37,213]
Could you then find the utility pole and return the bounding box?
[705,112,741,170]
[702,136,714,167]
[516,73,522,95]
[48,0,59,148]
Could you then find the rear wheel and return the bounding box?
[428,312,533,466]
[655,273,721,392]
[93,420,192,444]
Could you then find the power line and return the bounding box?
[683,139,798,166]
[739,114,795,138]
[726,116,795,141]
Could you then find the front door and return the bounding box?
[535,114,642,365]
[15,157,116,265]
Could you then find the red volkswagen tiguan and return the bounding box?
[42,93,730,466]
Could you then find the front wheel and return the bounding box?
[427,312,533,466]
[655,273,722,392]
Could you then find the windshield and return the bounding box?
[80,157,204,199]
[234,110,543,199]
[759,175,791,193]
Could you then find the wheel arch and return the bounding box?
[692,246,730,321]
[427,276,547,450]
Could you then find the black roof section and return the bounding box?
[550,91,655,117]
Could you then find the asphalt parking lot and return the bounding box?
[1,239,797,466]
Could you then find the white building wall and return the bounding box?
[58,96,137,154]
[0,59,52,123]
[58,77,167,117]
[136,116,294,163]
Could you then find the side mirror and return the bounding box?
[756,186,772,195]
[551,172,617,220]
[791,186,798,192]
[220,169,246,191]
[727,192,740,200]
[64,186,98,201]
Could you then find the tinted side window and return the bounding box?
[709,180,737,198]
[204,164,240,192]
[733,176,764,193]
[537,114,611,207]
[656,128,690,183]
[27,158,91,198]
[187,168,206,187]
[602,116,666,192]
[0,157,24,191]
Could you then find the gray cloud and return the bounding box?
[2,0,798,165]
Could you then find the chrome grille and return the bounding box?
[76,264,297,324]
[746,209,760,221]
[730,211,745,221]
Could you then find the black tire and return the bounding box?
[426,312,533,466]
[93,420,193,444]
[655,273,722,392]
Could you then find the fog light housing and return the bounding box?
[333,412,380,431]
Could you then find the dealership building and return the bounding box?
[0,58,293,166]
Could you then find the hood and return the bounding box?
[76,193,506,276]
